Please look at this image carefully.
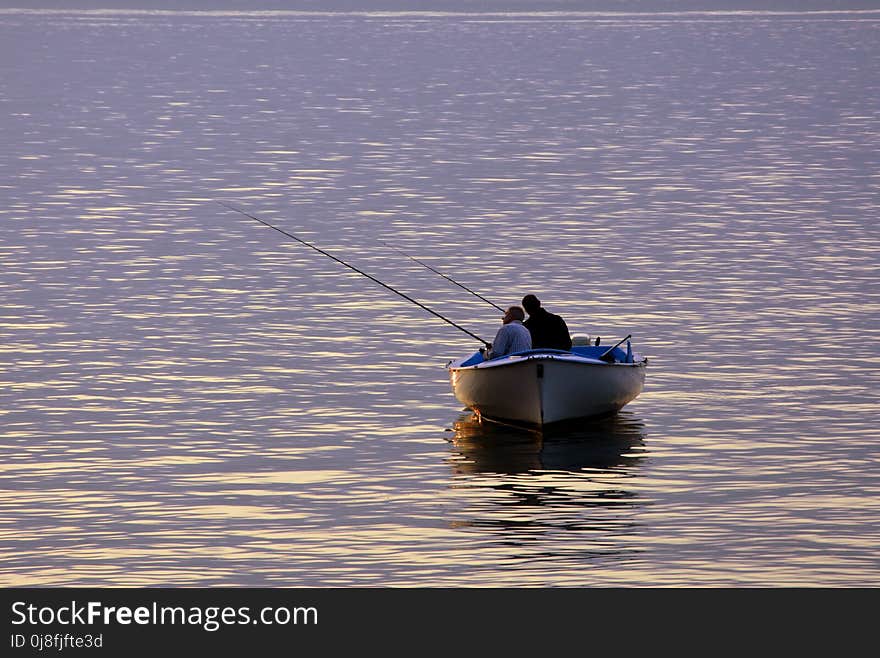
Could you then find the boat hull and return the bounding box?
[448,352,646,426]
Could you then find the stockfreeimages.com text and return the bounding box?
[11,601,317,632]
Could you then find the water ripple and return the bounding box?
[1,11,878,586]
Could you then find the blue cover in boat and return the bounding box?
[457,345,629,367]
[572,345,629,361]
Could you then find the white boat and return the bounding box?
[447,341,647,427]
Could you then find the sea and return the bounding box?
[1,7,878,587]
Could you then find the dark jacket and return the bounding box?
[523,308,572,351]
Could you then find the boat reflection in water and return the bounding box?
[447,411,648,475]
[444,412,648,564]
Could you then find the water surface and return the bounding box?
[1,9,878,586]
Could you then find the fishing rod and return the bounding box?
[599,334,632,362]
[216,201,490,346]
[376,238,505,313]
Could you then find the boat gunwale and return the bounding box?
[447,351,648,371]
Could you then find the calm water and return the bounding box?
[1,9,879,586]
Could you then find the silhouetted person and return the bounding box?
[483,306,531,359]
[521,294,572,351]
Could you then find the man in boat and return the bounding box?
[521,294,572,351]
[483,306,532,359]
